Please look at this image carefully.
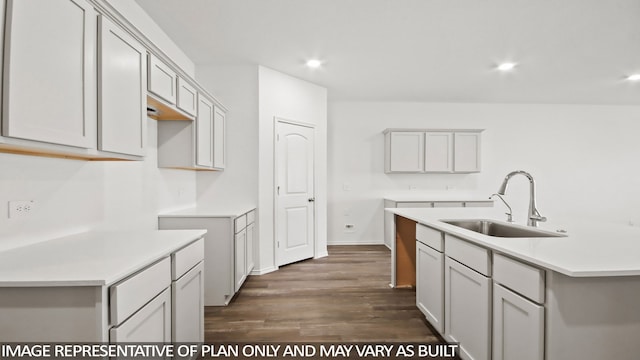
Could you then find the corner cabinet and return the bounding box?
[383,129,483,173]
[157,94,226,171]
[158,208,256,306]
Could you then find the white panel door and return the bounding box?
[454,132,481,172]
[389,132,424,172]
[98,16,146,156]
[110,288,171,343]
[234,228,247,291]
[177,78,197,116]
[213,106,226,169]
[276,120,315,267]
[3,0,96,148]
[416,241,445,334]
[172,262,204,343]
[425,132,453,172]
[445,257,491,360]
[196,95,214,168]
[493,283,544,360]
[148,55,176,104]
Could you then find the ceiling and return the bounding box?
[134,0,640,104]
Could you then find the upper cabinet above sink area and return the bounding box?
[383,129,483,174]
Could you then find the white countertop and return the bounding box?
[388,207,640,277]
[0,230,206,287]
[159,205,256,218]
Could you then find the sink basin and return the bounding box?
[441,219,565,238]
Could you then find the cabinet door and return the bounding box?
[172,262,204,343]
[493,283,544,360]
[110,288,171,343]
[148,55,177,104]
[196,95,214,168]
[445,257,491,360]
[416,241,444,334]
[234,228,247,292]
[213,106,226,169]
[388,132,424,172]
[425,132,453,172]
[246,223,255,276]
[177,78,197,116]
[3,0,96,148]
[454,132,481,172]
[98,16,146,156]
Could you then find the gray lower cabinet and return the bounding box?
[159,208,256,306]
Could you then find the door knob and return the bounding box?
[308,197,315,202]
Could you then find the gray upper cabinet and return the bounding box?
[384,129,483,173]
[2,0,97,149]
[177,77,198,117]
[148,54,177,105]
[98,15,147,157]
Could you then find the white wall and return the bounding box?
[195,65,259,211]
[0,120,196,251]
[105,0,195,76]
[258,66,328,273]
[328,102,640,244]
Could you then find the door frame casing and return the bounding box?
[273,117,317,268]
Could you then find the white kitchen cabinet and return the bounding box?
[157,93,225,171]
[383,129,483,173]
[493,283,544,360]
[2,0,97,149]
[444,256,491,360]
[246,222,255,276]
[172,262,204,342]
[385,131,425,172]
[416,240,444,333]
[177,77,198,116]
[110,288,172,343]
[148,54,177,105]
[158,208,257,306]
[213,105,226,170]
[98,15,147,157]
[425,132,453,172]
[454,132,481,172]
[196,95,214,168]
[235,228,247,292]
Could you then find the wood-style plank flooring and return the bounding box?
[204,245,443,343]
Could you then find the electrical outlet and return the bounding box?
[409,185,418,191]
[344,224,356,233]
[8,200,36,219]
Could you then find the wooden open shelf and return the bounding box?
[395,214,417,288]
[147,95,194,121]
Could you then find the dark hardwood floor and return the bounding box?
[204,245,442,343]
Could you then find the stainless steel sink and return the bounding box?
[441,219,565,238]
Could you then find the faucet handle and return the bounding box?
[531,214,547,222]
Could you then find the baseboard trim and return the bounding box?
[327,240,385,246]
[251,266,278,276]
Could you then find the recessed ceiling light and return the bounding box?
[497,62,517,72]
[306,59,322,69]
[626,74,640,81]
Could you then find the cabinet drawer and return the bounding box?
[416,224,443,252]
[397,202,434,208]
[235,214,247,233]
[464,201,494,208]
[434,202,464,208]
[445,234,491,276]
[246,210,256,225]
[110,287,171,342]
[172,238,204,280]
[110,257,171,325]
[493,253,545,303]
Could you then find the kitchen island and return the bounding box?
[0,230,207,342]
[387,206,640,360]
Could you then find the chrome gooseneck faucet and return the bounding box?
[497,170,547,227]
